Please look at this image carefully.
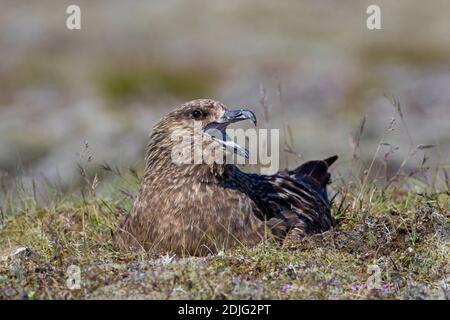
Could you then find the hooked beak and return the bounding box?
[203,108,257,158]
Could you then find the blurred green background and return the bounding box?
[0,0,449,188]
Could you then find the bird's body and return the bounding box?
[115,163,265,256]
[113,99,337,256]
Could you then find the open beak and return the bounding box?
[203,108,257,158]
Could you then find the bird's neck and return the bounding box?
[144,162,228,185]
[143,134,258,187]
[144,144,227,184]
[143,129,231,183]
[143,144,261,204]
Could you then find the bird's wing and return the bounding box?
[260,174,332,236]
[262,156,338,238]
[286,155,338,188]
[222,157,337,240]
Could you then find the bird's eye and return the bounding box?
[191,110,203,119]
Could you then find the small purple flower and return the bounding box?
[281,284,292,294]
[381,283,389,294]
[351,284,361,292]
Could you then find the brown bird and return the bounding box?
[113,99,337,256]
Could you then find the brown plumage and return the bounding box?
[113,99,337,256]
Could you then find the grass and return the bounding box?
[0,178,448,299]
[1,153,448,300]
[0,95,449,300]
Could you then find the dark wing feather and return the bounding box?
[287,155,338,188]
[262,175,332,236]
[222,155,337,241]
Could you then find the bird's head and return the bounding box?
[145,99,257,175]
